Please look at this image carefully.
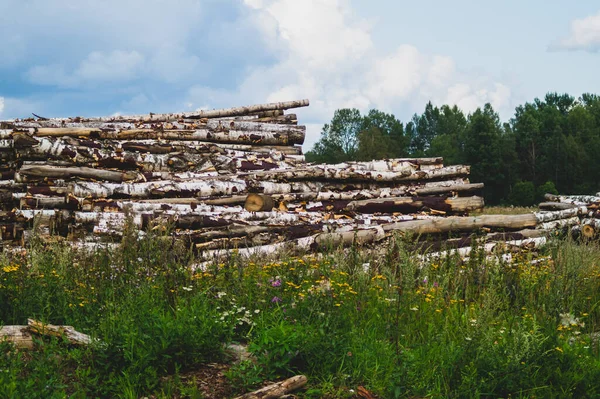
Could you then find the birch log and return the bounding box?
[36,99,310,123]
[534,207,588,223]
[544,194,600,205]
[242,165,470,183]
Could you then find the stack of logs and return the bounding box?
[539,193,600,240]
[1,98,580,263]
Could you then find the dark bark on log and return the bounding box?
[538,202,578,211]
[18,165,144,183]
[414,183,484,196]
[345,196,484,214]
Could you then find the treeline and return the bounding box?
[306,93,600,205]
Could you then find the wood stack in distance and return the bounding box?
[0,98,495,260]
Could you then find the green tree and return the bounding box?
[464,104,517,203]
[305,109,362,163]
[306,108,408,163]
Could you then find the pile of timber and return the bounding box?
[0,98,538,262]
[539,193,600,240]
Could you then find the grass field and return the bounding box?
[2,227,600,398]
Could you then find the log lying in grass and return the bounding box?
[233,375,308,399]
[382,214,538,235]
[0,319,94,349]
[418,237,548,263]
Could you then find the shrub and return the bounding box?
[536,180,559,202]
[509,181,536,206]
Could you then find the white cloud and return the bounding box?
[187,0,515,148]
[0,97,4,117]
[555,11,600,51]
[1,0,516,148]
[77,50,144,82]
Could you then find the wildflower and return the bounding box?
[182,286,192,292]
[555,347,563,353]
[270,278,282,288]
[465,337,472,341]
[254,309,260,314]
[271,296,282,303]
[410,307,419,311]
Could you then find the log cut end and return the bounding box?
[245,194,275,212]
[582,224,596,239]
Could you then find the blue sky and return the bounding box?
[1,0,599,149]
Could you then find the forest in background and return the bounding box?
[305,93,600,205]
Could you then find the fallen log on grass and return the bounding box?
[0,319,94,349]
[382,214,538,235]
[233,375,307,399]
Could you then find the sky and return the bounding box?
[1,0,600,150]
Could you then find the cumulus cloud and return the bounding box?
[27,50,145,87]
[188,0,515,148]
[554,11,600,51]
[1,0,515,148]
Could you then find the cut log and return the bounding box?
[242,165,470,183]
[534,207,587,223]
[544,194,600,205]
[233,375,307,399]
[536,216,580,231]
[244,194,275,212]
[345,196,484,214]
[41,99,310,123]
[538,202,578,211]
[414,183,484,196]
[18,165,144,183]
[382,214,538,235]
[419,237,548,263]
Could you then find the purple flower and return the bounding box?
[433,282,439,288]
[423,277,428,284]
[271,296,282,303]
[270,278,282,288]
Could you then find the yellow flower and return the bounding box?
[2,265,19,273]
[555,347,563,353]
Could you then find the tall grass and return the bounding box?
[1,227,600,398]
